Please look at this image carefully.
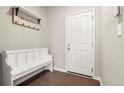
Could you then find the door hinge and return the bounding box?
[91,68,93,73]
[92,16,94,20]
[92,42,93,47]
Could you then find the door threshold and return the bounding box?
[67,71,93,79]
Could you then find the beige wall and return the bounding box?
[1,6,124,85]
[101,6,124,85]
[47,6,102,76]
[0,6,48,85]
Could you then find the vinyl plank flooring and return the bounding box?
[18,70,100,86]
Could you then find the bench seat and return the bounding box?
[2,48,53,86]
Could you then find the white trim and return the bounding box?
[67,71,93,79]
[54,68,67,73]
[65,14,68,72]
[53,68,99,83]
[92,8,96,77]
[54,67,92,79]
[66,8,96,17]
[94,76,103,86]
[65,8,96,77]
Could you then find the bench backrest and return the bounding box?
[3,48,49,68]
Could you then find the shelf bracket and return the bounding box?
[38,19,41,24]
[15,8,19,16]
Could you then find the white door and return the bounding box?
[66,9,95,76]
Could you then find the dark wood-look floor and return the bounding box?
[18,70,100,86]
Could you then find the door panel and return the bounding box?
[80,50,89,68]
[68,50,79,68]
[66,10,94,76]
[68,16,80,43]
[80,15,89,44]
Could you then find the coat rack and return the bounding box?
[114,6,122,37]
[12,7,42,30]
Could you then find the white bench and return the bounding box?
[2,48,53,86]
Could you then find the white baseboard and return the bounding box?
[94,76,103,86]
[54,68,67,73]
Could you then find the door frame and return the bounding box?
[65,8,96,77]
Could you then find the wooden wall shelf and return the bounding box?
[12,6,43,30]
